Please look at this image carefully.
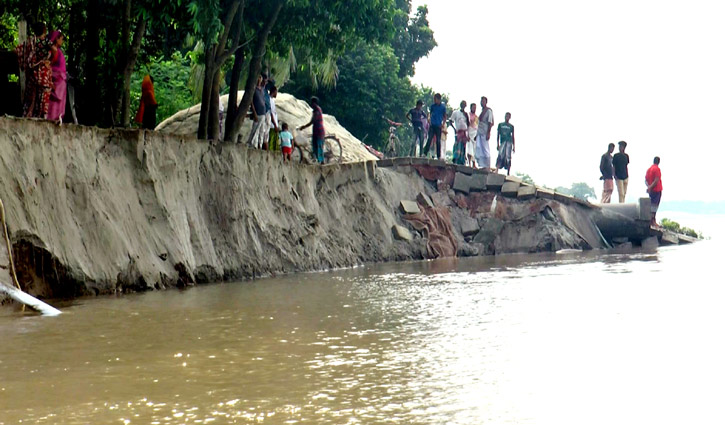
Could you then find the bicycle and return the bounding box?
[289,134,343,164]
[383,117,403,158]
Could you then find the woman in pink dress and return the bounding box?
[47,31,67,123]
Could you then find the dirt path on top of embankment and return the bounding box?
[0,117,602,302]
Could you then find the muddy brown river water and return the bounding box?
[1,221,723,424]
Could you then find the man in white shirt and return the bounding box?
[267,86,280,150]
[450,100,469,165]
[476,96,494,170]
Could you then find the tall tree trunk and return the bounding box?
[207,70,221,141]
[197,48,215,139]
[223,3,246,141]
[224,50,245,141]
[82,0,101,124]
[196,0,243,140]
[120,19,147,127]
[229,0,283,143]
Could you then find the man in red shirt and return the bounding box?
[645,156,663,227]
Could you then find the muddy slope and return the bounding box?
[0,117,600,300]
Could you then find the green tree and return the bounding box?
[282,1,437,150]
[515,172,535,185]
[391,4,436,77]
[555,182,596,201]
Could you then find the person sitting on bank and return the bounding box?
[599,143,615,203]
[612,140,630,203]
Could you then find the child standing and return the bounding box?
[279,123,295,162]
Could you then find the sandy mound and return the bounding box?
[156,92,378,163]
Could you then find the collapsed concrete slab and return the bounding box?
[501,181,521,197]
[399,200,421,215]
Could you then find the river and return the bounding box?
[1,215,722,425]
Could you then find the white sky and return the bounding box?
[411,0,725,202]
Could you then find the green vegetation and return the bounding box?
[1,0,441,147]
[555,182,596,201]
[514,172,534,185]
[661,218,702,239]
[130,52,194,124]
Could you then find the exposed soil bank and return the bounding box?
[0,117,604,301]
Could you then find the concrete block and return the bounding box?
[377,158,394,167]
[537,187,556,200]
[638,197,651,221]
[460,217,480,236]
[399,200,421,215]
[455,165,475,175]
[452,172,472,194]
[365,160,376,179]
[410,157,430,165]
[473,218,505,245]
[641,236,659,249]
[430,191,452,207]
[392,225,413,241]
[486,173,506,190]
[554,192,572,204]
[470,174,487,192]
[505,175,522,183]
[660,231,679,246]
[517,185,537,200]
[429,159,447,168]
[416,192,435,209]
[501,181,521,197]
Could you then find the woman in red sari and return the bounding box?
[134,75,158,129]
[15,22,51,118]
[47,31,67,123]
[30,30,53,119]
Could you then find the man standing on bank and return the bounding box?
[495,112,515,175]
[406,100,427,156]
[476,96,494,170]
[423,93,447,160]
[451,100,469,165]
[599,143,615,203]
[645,156,663,227]
[612,141,629,203]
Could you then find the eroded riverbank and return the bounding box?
[1,117,607,302]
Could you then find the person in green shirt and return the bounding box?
[495,112,515,175]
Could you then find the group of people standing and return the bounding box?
[247,72,311,162]
[406,95,516,175]
[15,22,67,123]
[600,142,663,226]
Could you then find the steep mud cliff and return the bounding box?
[0,117,604,301]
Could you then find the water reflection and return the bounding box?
[0,240,721,424]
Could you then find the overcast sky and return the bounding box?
[411,0,725,202]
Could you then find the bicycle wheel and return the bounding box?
[323,135,343,164]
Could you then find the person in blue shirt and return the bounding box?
[423,93,447,160]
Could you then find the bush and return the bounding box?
[661,218,702,239]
